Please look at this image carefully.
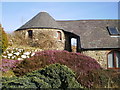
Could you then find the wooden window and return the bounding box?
[107,50,120,69]
[116,52,120,68]
[57,31,62,40]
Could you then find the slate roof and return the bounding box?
[17,12,62,30]
[57,20,120,49]
[16,12,120,49]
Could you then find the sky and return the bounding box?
[1,2,119,33]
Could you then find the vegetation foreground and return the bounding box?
[1,50,120,88]
[1,28,120,89]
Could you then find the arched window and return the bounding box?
[28,30,33,39]
[57,31,62,40]
[107,50,120,69]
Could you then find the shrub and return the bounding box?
[2,64,82,89]
[11,32,28,46]
[2,70,15,77]
[77,69,120,88]
[2,77,37,89]
[13,55,48,76]
[0,25,8,53]
[108,70,120,88]
[13,50,101,88]
[0,59,20,72]
[13,50,101,76]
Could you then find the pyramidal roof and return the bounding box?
[17,12,62,30]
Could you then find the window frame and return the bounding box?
[107,50,120,69]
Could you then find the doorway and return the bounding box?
[71,38,77,52]
[64,31,81,52]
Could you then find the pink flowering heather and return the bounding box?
[13,50,101,76]
[35,50,101,73]
[13,50,102,87]
[0,59,20,72]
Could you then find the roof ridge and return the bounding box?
[57,19,119,22]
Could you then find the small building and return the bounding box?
[15,12,120,69]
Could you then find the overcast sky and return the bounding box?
[1,2,119,33]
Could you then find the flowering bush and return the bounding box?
[0,59,20,72]
[13,50,102,88]
[35,50,102,73]
[13,50,101,75]
[2,47,41,60]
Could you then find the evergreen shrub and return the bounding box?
[0,26,8,53]
[2,64,82,89]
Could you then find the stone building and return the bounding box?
[15,12,120,69]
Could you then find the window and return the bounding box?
[108,51,120,69]
[28,30,33,39]
[107,27,120,35]
[57,31,62,40]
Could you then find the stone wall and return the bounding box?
[82,50,110,69]
[14,29,65,50]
